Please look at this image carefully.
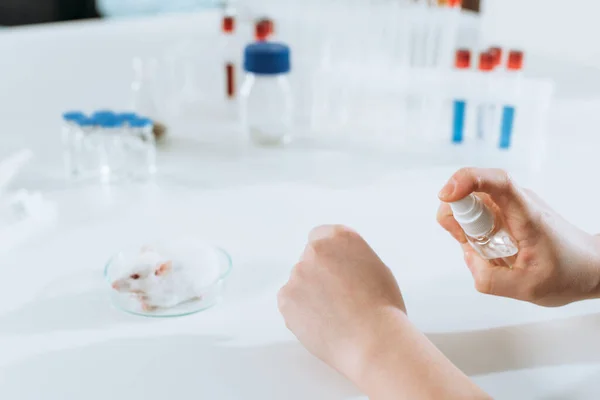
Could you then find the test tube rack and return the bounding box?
[297,65,553,170]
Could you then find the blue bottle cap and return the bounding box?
[130,117,153,128]
[116,112,138,122]
[63,111,86,122]
[244,42,291,75]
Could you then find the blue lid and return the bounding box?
[63,111,86,122]
[92,110,115,119]
[78,117,96,127]
[116,112,138,122]
[130,117,153,128]
[101,118,124,128]
[244,42,291,75]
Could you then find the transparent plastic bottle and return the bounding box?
[450,194,519,266]
[240,42,293,146]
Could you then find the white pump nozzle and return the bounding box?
[450,194,495,238]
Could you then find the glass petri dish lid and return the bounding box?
[104,237,232,317]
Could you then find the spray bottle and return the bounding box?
[450,194,518,265]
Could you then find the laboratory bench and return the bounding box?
[1,11,600,400]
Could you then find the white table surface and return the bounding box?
[2,12,600,400]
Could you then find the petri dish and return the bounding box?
[104,238,233,318]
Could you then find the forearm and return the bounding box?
[590,234,600,299]
[350,307,490,400]
[580,233,600,301]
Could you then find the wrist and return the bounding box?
[344,305,410,387]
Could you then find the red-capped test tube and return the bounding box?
[476,52,496,140]
[222,15,236,99]
[478,52,495,72]
[255,18,274,42]
[447,0,462,8]
[507,50,524,72]
[455,48,471,69]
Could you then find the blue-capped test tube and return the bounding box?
[499,50,524,149]
[452,49,471,144]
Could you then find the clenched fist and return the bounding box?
[278,225,405,380]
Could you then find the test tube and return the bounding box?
[431,0,462,68]
[411,0,429,68]
[222,13,237,99]
[452,49,470,143]
[499,50,524,149]
[476,52,495,141]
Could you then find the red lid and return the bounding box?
[488,46,503,66]
[222,15,235,33]
[478,52,495,72]
[507,50,524,71]
[255,18,274,41]
[455,49,471,69]
[447,0,462,7]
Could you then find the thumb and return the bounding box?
[438,168,527,216]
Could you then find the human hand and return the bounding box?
[277,225,405,380]
[438,167,600,307]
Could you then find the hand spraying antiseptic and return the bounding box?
[450,194,518,267]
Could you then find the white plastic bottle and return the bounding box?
[240,42,292,146]
[450,194,519,265]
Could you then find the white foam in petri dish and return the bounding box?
[104,237,233,317]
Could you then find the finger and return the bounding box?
[438,168,527,214]
[461,244,516,298]
[436,203,467,243]
[308,224,350,242]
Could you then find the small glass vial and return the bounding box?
[240,42,293,146]
[77,117,101,179]
[128,117,157,179]
[450,194,519,265]
[61,111,86,178]
[100,117,125,182]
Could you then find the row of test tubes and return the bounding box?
[61,111,157,183]
[452,48,525,149]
